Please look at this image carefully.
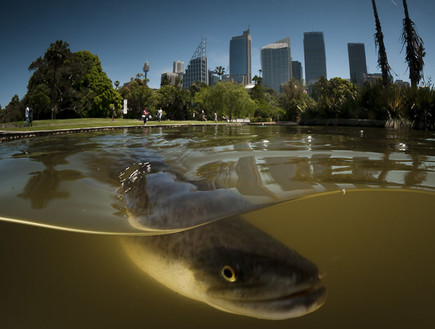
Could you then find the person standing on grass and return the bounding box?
[24,106,30,127]
[142,108,149,125]
[29,107,33,126]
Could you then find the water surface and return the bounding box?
[0,125,434,328]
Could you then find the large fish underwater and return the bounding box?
[121,162,326,320]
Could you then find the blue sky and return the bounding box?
[1,0,434,107]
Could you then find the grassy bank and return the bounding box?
[0,118,231,132]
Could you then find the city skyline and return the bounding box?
[1,0,434,107]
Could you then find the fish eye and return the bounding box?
[221,265,237,282]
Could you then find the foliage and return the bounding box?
[26,40,121,120]
[250,84,284,121]
[214,66,226,80]
[119,77,156,119]
[156,85,191,120]
[309,77,359,118]
[194,81,256,120]
[279,79,314,121]
[401,0,425,88]
[402,85,435,130]
[0,95,24,123]
[75,51,122,118]
[27,40,75,119]
[252,75,262,86]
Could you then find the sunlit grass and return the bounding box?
[0,118,233,132]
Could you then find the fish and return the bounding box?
[121,162,254,231]
[121,163,326,320]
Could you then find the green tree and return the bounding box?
[195,81,255,120]
[311,77,359,118]
[250,83,283,121]
[119,77,155,119]
[1,95,24,123]
[371,0,391,86]
[214,66,226,80]
[75,51,121,117]
[279,79,313,120]
[27,41,121,119]
[401,0,425,88]
[252,75,262,86]
[28,40,74,118]
[157,85,191,120]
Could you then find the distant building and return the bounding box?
[363,73,383,85]
[208,70,220,87]
[173,61,184,74]
[395,80,410,88]
[183,38,208,89]
[292,61,303,81]
[229,29,252,84]
[304,32,327,85]
[261,38,292,93]
[161,72,180,87]
[348,43,367,86]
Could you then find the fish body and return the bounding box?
[122,216,325,320]
[121,161,325,319]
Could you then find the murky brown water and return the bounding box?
[0,125,434,328]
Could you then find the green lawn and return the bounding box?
[0,118,231,132]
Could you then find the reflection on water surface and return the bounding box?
[0,125,434,327]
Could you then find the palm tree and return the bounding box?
[215,66,226,80]
[401,0,425,87]
[252,75,262,85]
[371,0,391,86]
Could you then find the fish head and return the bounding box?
[192,246,326,320]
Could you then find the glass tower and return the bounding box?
[229,29,252,84]
[348,43,367,86]
[183,39,208,89]
[303,32,327,85]
[292,61,303,81]
[261,38,292,93]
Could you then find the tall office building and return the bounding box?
[303,32,327,85]
[348,43,367,86]
[292,61,303,81]
[183,38,208,89]
[173,61,184,74]
[229,29,252,84]
[261,38,292,93]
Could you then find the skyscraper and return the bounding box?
[261,38,292,93]
[348,43,367,86]
[303,32,327,85]
[229,29,252,84]
[173,61,184,74]
[183,38,208,89]
[292,61,303,81]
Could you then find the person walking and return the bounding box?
[142,108,149,125]
[24,106,30,127]
[157,108,163,122]
[29,106,33,126]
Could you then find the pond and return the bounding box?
[0,125,434,328]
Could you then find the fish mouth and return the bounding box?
[209,283,327,320]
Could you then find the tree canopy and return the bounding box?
[26,40,121,119]
[194,81,256,120]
